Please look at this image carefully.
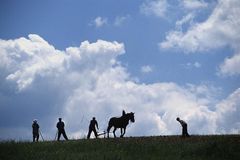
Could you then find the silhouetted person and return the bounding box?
[122,110,126,116]
[32,119,39,142]
[87,117,99,139]
[176,117,190,137]
[56,118,69,141]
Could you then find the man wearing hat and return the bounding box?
[56,118,69,141]
[32,119,40,142]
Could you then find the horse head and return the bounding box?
[128,112,135,123]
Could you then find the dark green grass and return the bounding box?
[0,135,239,160]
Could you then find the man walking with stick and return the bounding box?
[56,118,69,141]
[32,119,39,142]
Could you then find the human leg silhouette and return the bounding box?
[36,134,39,142]
[93,128,98,138]
[182,125,190,137]
[57,131,62,141]
[62,130,68,140]
[87,129,92,139]
[33,135,35,142]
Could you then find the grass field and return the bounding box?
[0,135,239,160]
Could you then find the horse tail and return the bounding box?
[107,118,113,132]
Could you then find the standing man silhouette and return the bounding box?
[176,117,190,137]
[32,119,39,142]
[87,117,99,139]
[56,118,69,141]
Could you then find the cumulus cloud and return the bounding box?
[160,0,240,76]
[141,65,153,73]
[160,0,240,52]
[215,88,240,134]
[140,0,168,18]
[0,35,124,91]
[0,35,239,140]
[1,34,65,91]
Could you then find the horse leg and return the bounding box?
[120,128,124,138]
[107,125,112,138]
[113,127,117,138]
[121,127,126,138]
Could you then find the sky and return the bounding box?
[0,0,240,140]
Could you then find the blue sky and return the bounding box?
[0,0,240,140]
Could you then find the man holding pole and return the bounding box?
[56,118,69,141]
[32,119,40,142]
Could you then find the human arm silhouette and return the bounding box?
[96,121,99,130]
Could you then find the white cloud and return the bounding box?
[215,88,240,134]
[141,65,153,73]
[183,61,201,69]
[91,16,129,28]
[181,0,208,10]
[1,34,65,91]
[161,0,240,51]
[0,34,239,140]
[140,0,168,18]
[160,0,240,76]
[176,13,195,30]
[0,35,124,91]
[194,62,201,68]
[219,53,240,76]
[93,16,108,28]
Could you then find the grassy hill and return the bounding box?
[0,135,239,160]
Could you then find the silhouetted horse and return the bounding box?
[107,111,135,138]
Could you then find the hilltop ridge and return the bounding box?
[0,135,239,160]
